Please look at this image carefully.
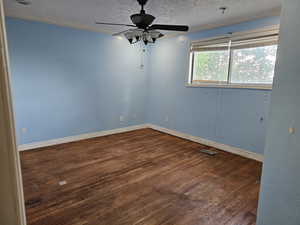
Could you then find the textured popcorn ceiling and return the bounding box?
[4,0,281,34]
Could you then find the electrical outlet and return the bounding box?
[21,128,27,134]
[120,116,124,122]
[133,114,137,119]
[165,116,169,122]
[289,127,295,134]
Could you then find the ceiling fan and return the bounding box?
[95,0,189,45]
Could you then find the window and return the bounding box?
[192,50,229,83]
[230,45,277,84]
[189,27,279,88]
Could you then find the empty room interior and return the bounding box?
[1,0,300,224]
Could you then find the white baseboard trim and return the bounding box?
[18,124,148,151]
[18,123,264,162]
[147,124,264,162]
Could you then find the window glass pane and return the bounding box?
[230,45,277,84]
[192,50,229,82]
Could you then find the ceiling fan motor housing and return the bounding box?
[130,13,155,29]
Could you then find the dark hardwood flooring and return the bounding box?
[20,128,262,225]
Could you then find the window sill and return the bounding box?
[185,83,272,90]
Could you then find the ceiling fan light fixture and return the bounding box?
[124,32,133,40]
[122,29,164,45]
[128,38,133,44]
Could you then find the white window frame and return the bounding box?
[187,25,279,90]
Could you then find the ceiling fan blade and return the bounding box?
[112,29,132,36]
[112,29,144,36]
[149,24,189,32]
[95,22,136,27]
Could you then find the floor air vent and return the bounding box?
[16,0,31,5]
[199,149,217,156]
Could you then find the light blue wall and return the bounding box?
[257,0,300,224]
[146,16,280,155]
[6,16,281,155]
[6,17,148,145]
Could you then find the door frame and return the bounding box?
[0,0,27,224]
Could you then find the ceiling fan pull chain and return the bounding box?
[140,44,145,70]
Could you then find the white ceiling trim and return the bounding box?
[5,14,113,34]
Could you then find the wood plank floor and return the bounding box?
[20,128,262,225]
